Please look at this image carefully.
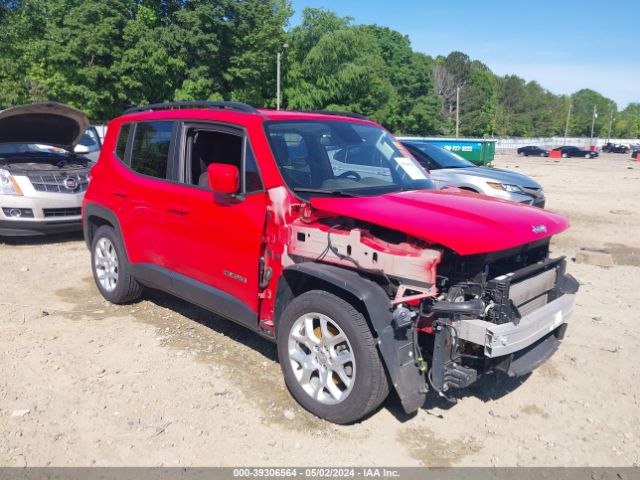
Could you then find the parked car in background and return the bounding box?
[0,102,94,236]
[601,143,630,154]
[552,146,599,158]
[517,145,549,157]
[83,101,578,423]
[75,126,102,161]
[402,141,546,208]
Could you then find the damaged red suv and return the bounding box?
[83,102,578,424]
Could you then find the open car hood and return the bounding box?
[311,190,568,255]
[0,102,89,151]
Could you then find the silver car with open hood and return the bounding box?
[0,102,94,236]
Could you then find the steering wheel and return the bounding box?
[336,170,361,181]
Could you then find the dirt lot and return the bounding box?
[1,152,639,467]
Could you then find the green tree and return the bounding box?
[0,0,48,107]
[459,69,497,136]
[359,25,443,134]
[285,26,393,122]
[613,103,640,138]
[1,3,636,136]
[569,89,617,137]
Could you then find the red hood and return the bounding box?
[311,190,569,255]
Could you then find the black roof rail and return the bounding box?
[123,101,259,115]
[300,110,369,121]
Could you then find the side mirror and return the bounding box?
[74,144,90,154]
[207,163,240,195]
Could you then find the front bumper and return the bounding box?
[0,193,83,236]
[0,218,81,236]
[454,292,575,358]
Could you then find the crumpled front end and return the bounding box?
[279,203,579,411]
[425,252,579,397]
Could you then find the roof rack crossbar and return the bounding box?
[124,101,259,115]
[300,110,369,121]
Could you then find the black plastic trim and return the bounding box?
[299,110,369,120]
[124,101,259,115]
[501,329,562,377]
[82,203,124,251]
[132,263,257,331]
[0,218,81,236]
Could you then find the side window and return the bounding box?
[115,123,130,161]
[418,154,436,170]
[185,127,263,194]
[345,145,386,167]
[130,121,174,179]
[407,146,435,170]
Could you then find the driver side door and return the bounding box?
[161,121,267,328]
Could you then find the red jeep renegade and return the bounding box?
[82,102,578,424]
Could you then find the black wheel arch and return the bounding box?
[275,262,428,414]
[83,203,128,259]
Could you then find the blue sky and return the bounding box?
[290,0,639,108]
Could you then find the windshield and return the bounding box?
[264,120,435,198]
[403,142,474,169]
[77,128,101,152]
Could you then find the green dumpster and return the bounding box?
[400,138,496,166]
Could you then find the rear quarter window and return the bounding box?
[115,124,130,161]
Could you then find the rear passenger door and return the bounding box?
[114,120,178,268]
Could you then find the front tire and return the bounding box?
[562,153,568,158]
[277,290,389,424]
[91,225,142,304]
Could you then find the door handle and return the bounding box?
[111,190,127,198]
[167,206,190,216]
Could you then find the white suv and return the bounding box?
[0,102,97,236]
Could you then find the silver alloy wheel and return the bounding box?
[288,312,356,405]
[94,237,119,292]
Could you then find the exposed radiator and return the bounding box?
[509,268,557,306]
[486,259,563,324]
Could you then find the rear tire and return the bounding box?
[277,290,389,424]
[91,225,142,304]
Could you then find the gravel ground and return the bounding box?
[0,152,639,467]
